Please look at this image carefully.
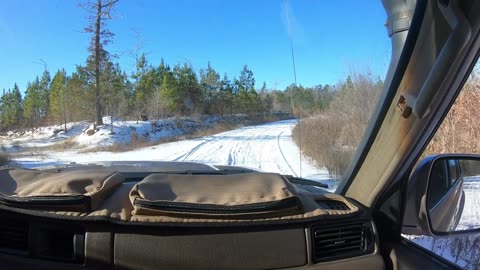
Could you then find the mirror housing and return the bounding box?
[402,154,480,237]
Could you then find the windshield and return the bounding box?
[0,1,389,193]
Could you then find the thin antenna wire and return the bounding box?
[285,0,302,177]
[285,10,297,86]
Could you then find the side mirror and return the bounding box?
[402,154,480,236]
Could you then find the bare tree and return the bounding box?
[80,0,119,126]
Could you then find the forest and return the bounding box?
[0,59,338,132]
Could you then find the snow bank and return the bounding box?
[1,121,90,151]
[1,115,251,152]
[75,117,222,148]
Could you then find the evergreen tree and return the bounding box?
[102,61,129,130]
[259,82,273,113]
[133,53,157,119]
[23,77,42,128]
[220,73,233,115]
[238,65,255,92]
[0,84,23,129]
[200,62,220,114]
[160,71,176,115]
[173,63,201,115]
[49,69,68,130]
[65,71,90,121]
[38,69,51,120]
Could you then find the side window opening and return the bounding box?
[403,66,480,270]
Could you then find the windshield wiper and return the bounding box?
[284,176,329,189]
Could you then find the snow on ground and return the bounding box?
[457,176,480,230]
[9,119,337,191]
[1,116,222,151]
[74,117,188,148]
[1,121,90,151]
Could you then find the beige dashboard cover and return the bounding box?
[129,173,303,218]
[0,167,361,223]
[0,167,124,210]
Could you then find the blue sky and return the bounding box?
[0,0,390,93]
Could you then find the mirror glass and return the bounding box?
[427,157,480,233]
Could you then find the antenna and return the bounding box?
[285,0,302,177]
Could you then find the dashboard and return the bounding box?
[0,205,383,270]
[0,164,384,270]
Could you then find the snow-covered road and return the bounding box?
[14,119,331,183]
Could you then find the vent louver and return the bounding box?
[316,200,350,210]
[0,219,29,254]
[312,222,374,263]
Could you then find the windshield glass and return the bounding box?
[0,1,389,193]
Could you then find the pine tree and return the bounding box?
[220,73,233,115]
[0,90,9,129]
[65,71,90,121]
[49,69,68,130]
[160,70,177,115]
[259,82,273,113]
[102,61,129,131]
[23,78,42,128]
[11,84,23,126]
[173,63,201,116]
[0,85,23,129]
[132,53,156,119]
[200,62,220,114]
[238,65,255,92]
[236,65,257,114]
[81,0,119,125]
[38,69,51,121]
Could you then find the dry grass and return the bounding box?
[24,138,80,152]
[293,115,354,177]
[80,131,157,153]
[292,71,382,178]
[294,69,480,178]
[423,72,480,156]
[44,138,79,150]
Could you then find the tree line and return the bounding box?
[0,58,338,131]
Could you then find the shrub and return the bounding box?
[293,71,383,178]
[423,72,480,155]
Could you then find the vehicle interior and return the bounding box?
[1,0,480,269]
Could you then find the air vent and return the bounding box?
[34,227,85,263]
[316,200,350,210]
[0,218,29,254]
[312,222,374,263]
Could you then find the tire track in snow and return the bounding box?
[277,131,297,177]
[173,138,213,161]
[173,127,247,162]
[166,121,300,177]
